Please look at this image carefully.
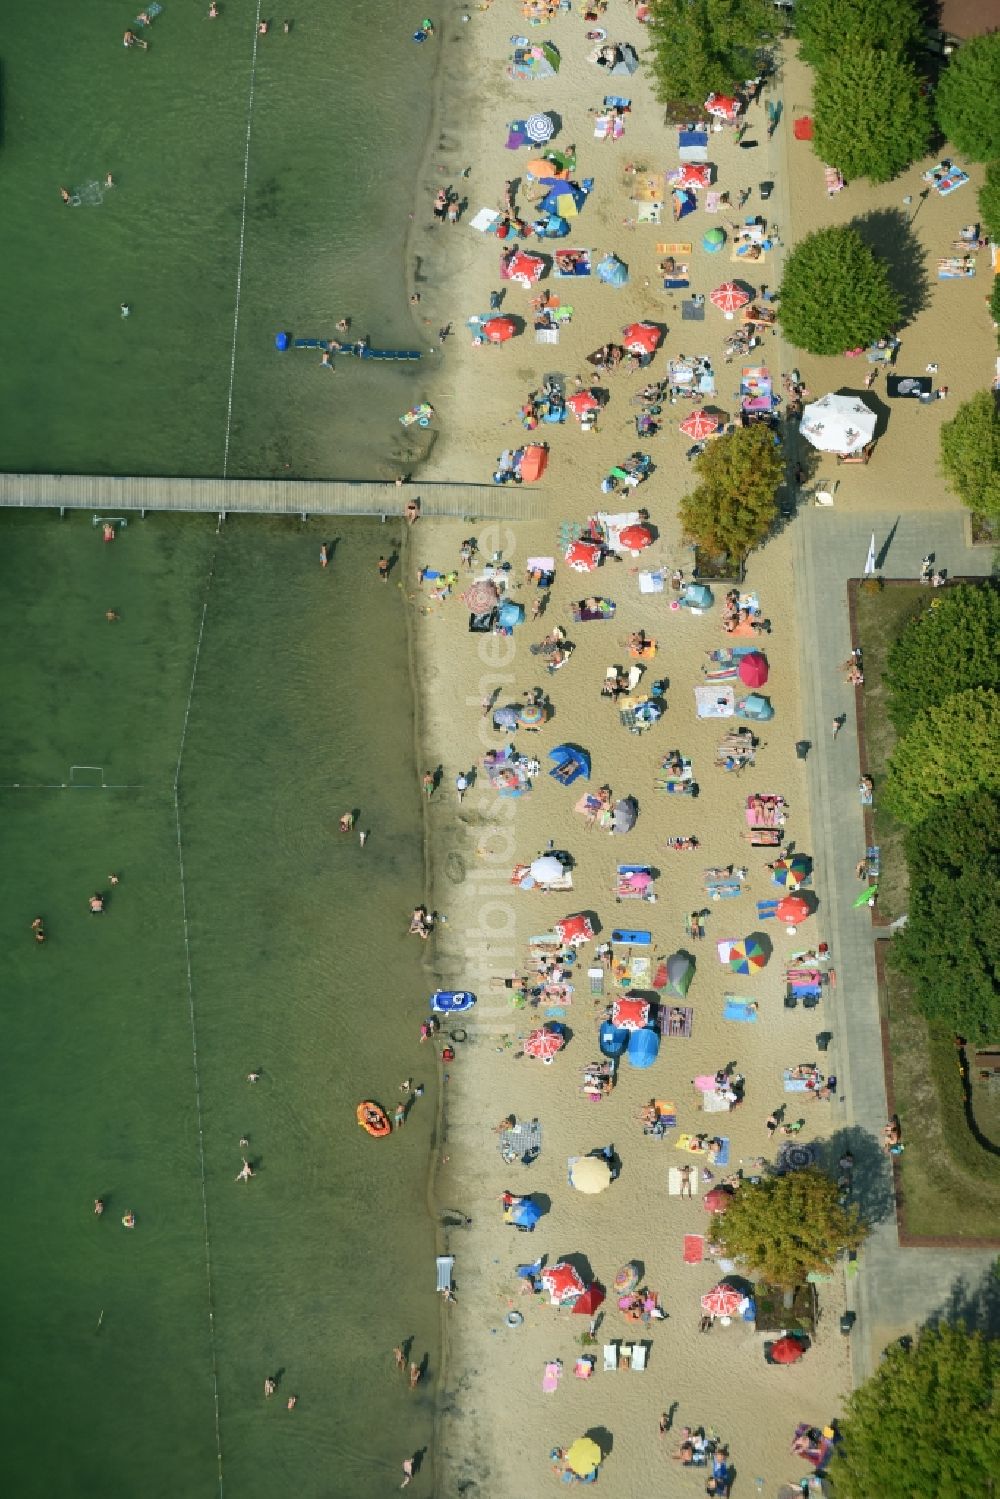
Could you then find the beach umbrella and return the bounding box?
[799,393,876,456]
[705,93,740,122]
[530,854,564,883]
[493,705,520,731]
[770,1335,807,1365]
[776,894,810,925]
[483,316,517,344]
[565,1437,602,1478]
[541,1261,585,1304]
[572,1282,605,1315]
[619,524,653,552]
[710,281,751,314]
[613,1262,640,1294]
[738,651,769,687]
[507,1196,542,1229]
[611,996,650,1030]
[622,322,661,355]
[525,112,555,143]
[610,796,637,834]
[704,1185,735,1214]
[462,579,499,613]
[516,701,549,729]
[565,539,603,572]
[506,250,545,287]
[680,409,721,440]
[728,938,767,974]
[555,913,595,946]
[671,163,711,190]
[567,390,600,417]
[525,1025,565,1061]
[771,855,809,888]
[701,1284,743,1317]
[569,1156,612,1194]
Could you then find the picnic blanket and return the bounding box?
[499,1118,543,1163]
[682,1233,705,1263]
[667,1166,700,1196]
[680,298,704,318]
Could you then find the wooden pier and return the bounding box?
[0,472,543,522]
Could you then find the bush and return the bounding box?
[891,792,1000,1039]
[708,1170,866,1287]
[884,687,1000,827]
[832,1325,1000,1499]
[980,160,1000,242]
[940,390,1000,519]
[780,226,900,355]
[679,425,783,560]
[646,0,779,106]
[935,33,1000,162]
[885,583,1000,733]
[795,0,923,70]
[813,48,933,183]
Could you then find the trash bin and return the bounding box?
[759,180,774,200]
[816,1031,832,1053]
[795,740,810,760]
[840,1311,856,1336]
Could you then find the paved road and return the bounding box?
[791,506,997,1381]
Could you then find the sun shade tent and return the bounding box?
[499,600,525,629]
[597,253,629,287]
[627,1026,660,1068]
[664,952,694,998]
[549,743,591,783]
[519,444,549,482]
[799,393,876,456]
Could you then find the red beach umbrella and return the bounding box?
[572,1282,606,1316]
[700,1284,743,1317]
[506,250,544,286]
[611,996,650,1030]
[703,1185,735,1214]
[738,651,769,687]
[567,390,600,416]
[776,894,810,925]
[541,1261,585,1304]
[524,1025,565,1061]
[619,524,653,552]
[679,409,721,440]
[483,316,517,344]
[622,322,662,355]
[672,163,711,189]
[555,913,595,946]
[710,282,750,314]
[770,1335,807,1365]
[565,539,603,572]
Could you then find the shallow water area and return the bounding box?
[0,0,437,479]
[0,512,439,1497]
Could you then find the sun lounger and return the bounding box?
[682,1233,704,1263]
[436,1255,455,1294]
[588,966,605,996]
[659,1006,693,1038]
[631,1343,648,1371]
[667,1165,699,1195]
[603,1344,617,1372]
[823,165,844,194]
[723,998,757,1022]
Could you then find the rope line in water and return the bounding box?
[222,4,263,478]
[173,565,225,1497]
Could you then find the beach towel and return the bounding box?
[712,1137,730,1166]
[723,999,757,1022]
[675,1133,702,1153]
[656,242,692,256]
[659,1006,693,1038]
[700,1089,730,1113]
[499,1118,543,1163]
[783,1071,812,1092]
[681,298,705,320]
[436,1255,455,1293]
[693,1074,717,1093]
[667,1166,699,1196]
[682,1234,705,1263]
[663,277,690,289]
[542,1360,563,1392]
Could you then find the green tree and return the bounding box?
[707,1170,866,1287]
[940,390,1000,519]
[779,226,901,355]
[646,0,779,107]
[884,687,1000,827]
[891,792,1000,1038]
[813,48,933,183]
[885,583,1000,733]
[679,425,783,560]
[831,1323,1000,1498]
[935,33,1000,162]
[795,0,923,71]
[980,160,1000,242]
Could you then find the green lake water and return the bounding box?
[0,0,438,479]
[0,513,440,1497]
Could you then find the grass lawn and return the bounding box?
[853,583,928,921]
[886,969,1000,1240]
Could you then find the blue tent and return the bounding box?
[680,583,714,609]
[549,743,591,784]
[536,214,570,238]
[599,1021,629,1057]
[499,600,525,629]
[597,253,629,288]
[626,1027,660,1069]
[736,693,775,722]
[508,1196,542,1229]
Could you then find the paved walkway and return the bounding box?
[792,506,997,1380]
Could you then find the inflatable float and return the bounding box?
[357,1101,391,1137]
[274,331,421,360]
[431,990,477,1014]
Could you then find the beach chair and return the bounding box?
[631,1343,648,1371]
[436,1255,455,1295]
[603,1344,617,1372]
[588,966,605,997]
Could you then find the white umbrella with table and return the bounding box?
[799,392,876,456]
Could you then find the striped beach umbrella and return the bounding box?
[771,855,810,888]
[710,281,750,314]
[541,1261,585,1304]
[524,1024,565,1060]
[729,938,767,974]
[525,113,555,143]
[679,409,721,441]
[700,1283,743,1317]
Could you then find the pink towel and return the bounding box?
[693,1074,717,1093]
[542,1361,562,1393]
[683,1234,705,1264]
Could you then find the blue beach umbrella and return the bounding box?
[508,1197,542,1229]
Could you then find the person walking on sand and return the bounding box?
[320,543,328,568]
[408,1362,421,1389]
[456,771,469,803]
[394,1101,407,1128]
[359,829,368,847]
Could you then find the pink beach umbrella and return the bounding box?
[710,282,750,314]
[679,409,722,441]
[738,651,769,687]
[524,1025,565,1061]
[700,1283,743,1317]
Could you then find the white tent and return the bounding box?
[799,393,877,456]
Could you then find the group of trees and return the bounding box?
[646,0,779,108]
[678,423,783,561]
[882,586,1000,1037]
[940,391,1000,521]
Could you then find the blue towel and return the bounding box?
[784,1073,810,1092]
[723,1000,757,1023]
[712,1137,730,1166]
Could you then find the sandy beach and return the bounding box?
[394,7,996,1495]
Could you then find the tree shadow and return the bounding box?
[926,1266,1000,1337]
[849,208,931,328]
[822,1125,896,1227]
